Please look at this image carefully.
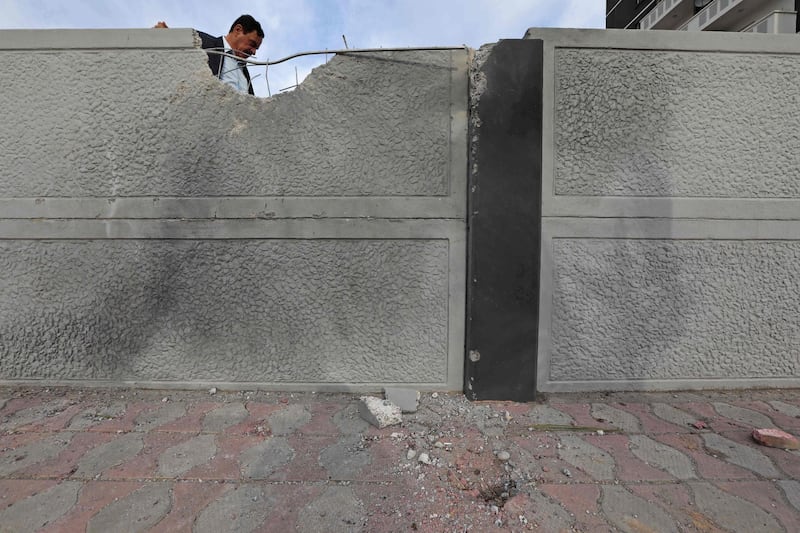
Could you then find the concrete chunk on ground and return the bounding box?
[383,387,421,413]
[358,396,402,428]
[752,428,800,449]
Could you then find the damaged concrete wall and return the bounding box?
[530,28,800,392]
[0,29,468,390]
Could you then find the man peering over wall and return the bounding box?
[154,14,264,95]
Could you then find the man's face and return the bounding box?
[228,25,262,58]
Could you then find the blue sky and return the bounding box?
[0,0,604,97]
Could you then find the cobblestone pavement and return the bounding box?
[1,387,799,532]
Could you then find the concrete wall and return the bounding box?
[0,29,468,390]
[528,28,800,392]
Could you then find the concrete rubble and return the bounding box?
[752,427,800,449]
[357,395,402,428]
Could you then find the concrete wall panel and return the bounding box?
[550,237,800,380]
[529,28,800,392]
[554,49,800,198]
[0,29,468,391]
[0,237,449,384]
[0,46,453,197]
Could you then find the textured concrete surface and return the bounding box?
[0,239,449,383]
[2,386,800,531]
[550,239,800,381]
[531,28,800,392]
[553,48,800,198]
[0,29,468,391]
[0,40,456,197]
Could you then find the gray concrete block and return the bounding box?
[383,387,420,413]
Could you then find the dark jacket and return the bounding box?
[198,31,254,95]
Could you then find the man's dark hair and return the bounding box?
[230,14,264,38]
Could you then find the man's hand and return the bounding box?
[153,21,168,28]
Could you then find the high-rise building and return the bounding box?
[607,0,800,34]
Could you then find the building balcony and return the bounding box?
[679,0,796,31]
[640,0,697,30]
[742,10,798,33]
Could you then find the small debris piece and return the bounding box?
[418,452,432,464]
[208,387,217,395]
[562,468,572,477]
[407,449,417,460]
[752,428,800,450]
[691,421,708,430]
[496,451,511,462]
[383,387,421,413]
[596,430,605,436]
[357,396,402,428]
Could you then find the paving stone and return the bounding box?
[254,485,324,532]
[192,484,274,533]
[526,404,575,426]
[626,483,695,523]
[467,405,507,437]
[154,403,218,433]
[557,435,616,481]
[268,404,312,436]
[585,434,673,482]
[0,479,60,509]
[777,479,800,512]
[689,481,782,532]
[651,403,701,429]
[0,433,72,476]
[618,403,690,434]
[239,436,295,479]
[87,403,151,433]
[701,433,781,478]
[332,403,371,435]
[0,398,6,411]
[20,432,115,479]
[712,402,775,429]
[601,485,679,533]
[73,433,144,479]
[202,402,249,433]
[715,480,800,533]
[0,399,72,432]
[187,434,262,481]
[506,488,575,531]
[538,484,610,532]
[67,401,128,430]
[297,402,344,436]
[655,433,757,480]
[590,403,642,433]
[147,480,229,533]
[319,434,372,480]
[628,435,697,480]
[86,483,171,533]
[0,481,81,532]
[157,434,217,478]
[296,485,366,533]
[35,481,143,533]
[768,400,800,418]
[133,402,187,432]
